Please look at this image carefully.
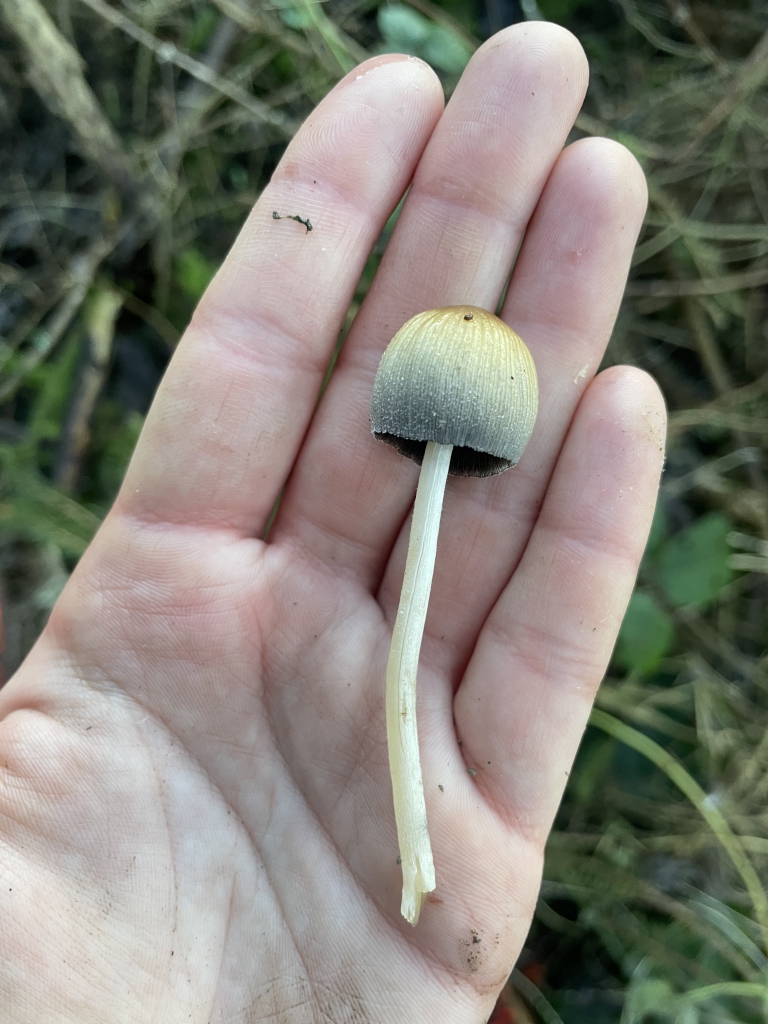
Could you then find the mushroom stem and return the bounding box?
[386,439,453,925]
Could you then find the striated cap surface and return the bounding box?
[370,305,539,477]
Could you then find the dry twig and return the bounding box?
[0,0,142,196]
[54,286,123,492]
[78,0,301,136]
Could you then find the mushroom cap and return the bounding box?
[370,305,538,477]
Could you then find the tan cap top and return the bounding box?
[370,305,539,477]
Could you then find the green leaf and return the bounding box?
[536,0,582,22]
[657,513,733,609]
[90,405,144,502]
[645,501,668,556]
[378,4,473,74]
[175,248,217,301]
[280,5,314,30]
[0,445,101,558]
[421,25,472,74]
[382,191,407,239]
[186,6,219,52]
[623,977,677,1022]
[228,163,248,192]
[638,502,668,582]
[590,708,768,950]
[378,4,431,51]
[24,332,81,456]
[614,591,674,675]
[570,734,616,804]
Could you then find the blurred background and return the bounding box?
[1,0,768,1019]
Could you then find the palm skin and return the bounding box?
[0,23,666,1024]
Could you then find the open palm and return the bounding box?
[0,24,665,1024]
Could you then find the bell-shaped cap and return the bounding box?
[370,305,538,477]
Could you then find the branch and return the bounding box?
[77,0,300,137]
[0,234,116,404]
[661,0,727,70]
[208,0,313,58]
[54,286,123,492]
[679,26,768,162]
[626,264,768,296]
[0,0,142,197]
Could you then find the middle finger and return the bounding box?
[272,23,589,576]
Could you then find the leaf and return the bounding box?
[657,513,733,609]
[422,25,472,74]
[91,406,144,502]
[174,248,217,301]
[280,5,314,30]
[378,4,431,50]
[378,5,472,74]
[570,733,616,804]
[228,163,248,192]
[186,6,219,52]
[614,591,674,675]
[623,977,677,1022]
[674,1006,698,1024]
[645,501,668,557]
[24,332,80,452]
[0,445,101,558]
[537,0,582,22]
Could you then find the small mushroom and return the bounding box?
[370,305,539,925]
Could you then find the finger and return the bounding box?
[116,56,443,532]
[380,137,648,680]
[453,366,666,843]
[273,24,589,576]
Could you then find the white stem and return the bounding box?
[386,440,453,925]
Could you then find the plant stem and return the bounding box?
[590,708,768,956]
[386,439,453,925]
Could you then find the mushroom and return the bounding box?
[370,305,539,925]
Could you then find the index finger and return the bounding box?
[116,56,443,533]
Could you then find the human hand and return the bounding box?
[0,23,665,1023]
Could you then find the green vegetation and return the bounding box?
[1,0,768,1019]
